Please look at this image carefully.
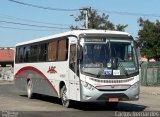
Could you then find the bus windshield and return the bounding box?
[80,38,139,78]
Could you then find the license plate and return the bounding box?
[109,98,119,102]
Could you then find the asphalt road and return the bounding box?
[0,81,159,117]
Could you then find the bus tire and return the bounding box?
[60,85,71,108]
[27,80,34,99]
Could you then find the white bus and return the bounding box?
[14,30,140,108]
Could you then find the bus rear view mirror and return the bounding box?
[134,40,140,49]
[77,45,83,60]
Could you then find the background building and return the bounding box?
[0,47,14,67]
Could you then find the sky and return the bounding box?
[0,0,160,47]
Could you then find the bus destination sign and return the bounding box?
[85,38,106,42]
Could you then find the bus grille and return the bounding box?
[89,77,134,83]
[97,93,129,100]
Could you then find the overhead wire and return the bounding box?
[0,13,70,26]
[5,0,160,33]
[0,25,63,31]
[7,0,160,18]
[98,10,160,18]
[0,20,70,29]
[8,0,80,11]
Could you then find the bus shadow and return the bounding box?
[20,94,62,105]
[20,94,147,111]
[71,101,147,111]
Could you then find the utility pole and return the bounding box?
[82,7,91,29]
[84,9,88,29]
[70,7,91,29]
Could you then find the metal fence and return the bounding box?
[141,62,160,86]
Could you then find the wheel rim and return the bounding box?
[27,82,32,97]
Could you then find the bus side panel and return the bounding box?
[32,78,58,97]
[14,67,59,97]
[15,77,27,91]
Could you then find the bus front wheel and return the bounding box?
[60,85,71,108]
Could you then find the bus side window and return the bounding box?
[48,41,57,61]
[69,44,76,72]
[19,47,24,63]
[15,48,19,63]
[58,39,68,61]
[39,43,47,62]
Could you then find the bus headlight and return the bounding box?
[130,81,139,89]
[81,81,95,91]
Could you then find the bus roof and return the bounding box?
[15,29,131,46]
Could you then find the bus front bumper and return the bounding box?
[80,81,140,102]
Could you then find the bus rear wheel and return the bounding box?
[27,80,34,99]
[60,85,71,108]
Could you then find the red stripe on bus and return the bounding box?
[15,66,59,96]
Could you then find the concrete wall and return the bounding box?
[0,67,14,81]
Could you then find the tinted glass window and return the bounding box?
[58,39,68,61]
[39,43,47,61]
[30,45,38,62]
[48,41,57,61]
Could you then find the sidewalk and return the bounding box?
[140,86,160,96]
[0,80,14,84]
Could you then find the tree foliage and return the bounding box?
[70,8,127,31]
[138,17,160,61]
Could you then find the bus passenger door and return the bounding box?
[68,43,79,100]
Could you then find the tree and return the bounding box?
[70,7,127,31]
[138,17,160,61]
